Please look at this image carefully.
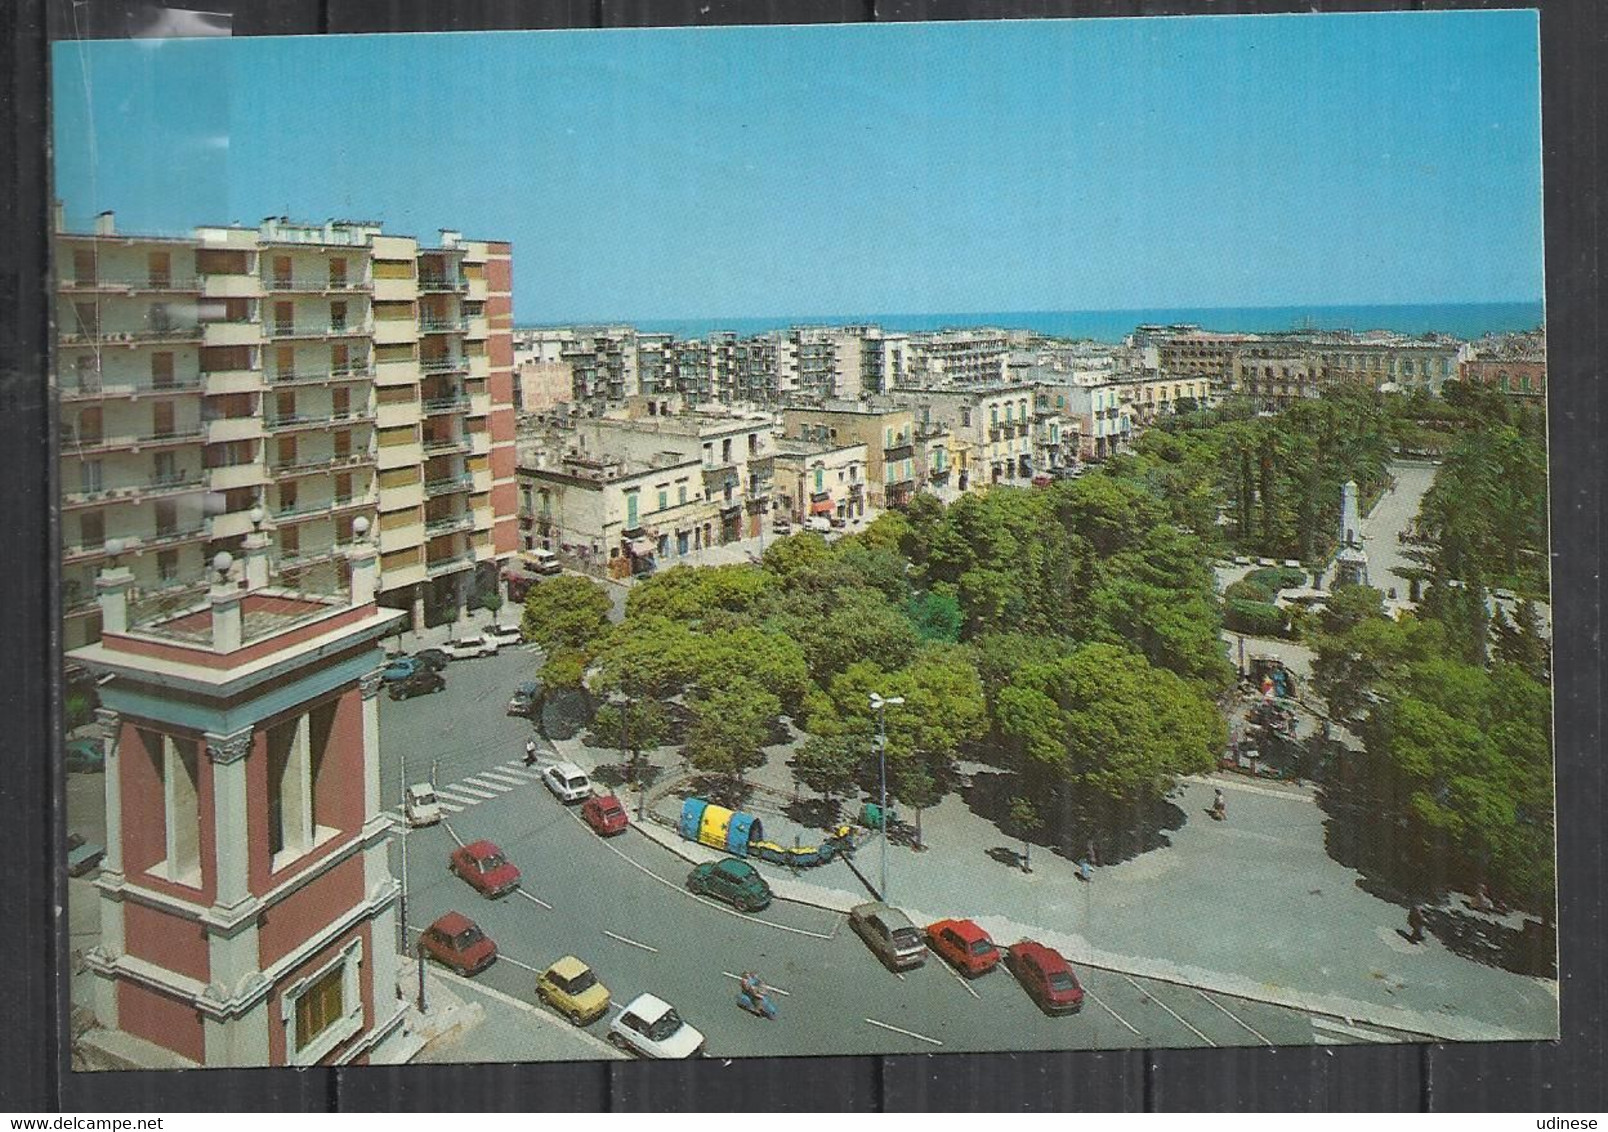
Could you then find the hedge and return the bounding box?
[1223,578,1276,605]
[1224,598,1288,637]
[1246,566,1307,593]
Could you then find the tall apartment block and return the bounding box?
[56,209,518,649]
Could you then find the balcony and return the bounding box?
[60,324,204,347]
[422,435,470,457]
[142,522,210,551]
[63,470,209,510]
[424,474,474,497]
[205,462,266,492]
[59,275,202,294]
[268,321,373,341]
[424,512,475,536]
[201,320,265,348]
[417,276,467,294]
[422,395,471,416]
[276,541,355,571]
[265,276,372,293]
[270,363,374,386]
[425,550,474,575]
[419,357,468,375]
[420,317,466,336]
[265,413,330,433]
[268,452,370,478]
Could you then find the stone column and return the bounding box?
[203,725,263,1039]
[204,727,254,911]
[91,708,124,1030]
[359,669,384,821]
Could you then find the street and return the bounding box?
[378,647,1411,1057]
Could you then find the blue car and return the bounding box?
[381,656,420,683]
[65,738,104,773]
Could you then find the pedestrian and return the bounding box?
[1406,905,1425,944]
[523,737,538,767]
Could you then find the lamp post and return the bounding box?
[869,692,903,901]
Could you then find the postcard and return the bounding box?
[53,12,1552,1069]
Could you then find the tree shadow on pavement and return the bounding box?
[963,771,1186,867]
[783,796,843,832]
[680,774,754,812]
[1422,905,1557,978]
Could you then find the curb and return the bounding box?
[627,813,1538,1044]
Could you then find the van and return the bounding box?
[529,549,562,576]
[542,760,593,803]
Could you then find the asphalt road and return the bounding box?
[379,651,1407,1058]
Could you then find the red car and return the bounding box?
[925,918,1000,977]
[418,911,498,976]
[581,793,630,836]
[449,839,521,899]
[1004,940,1085,1014]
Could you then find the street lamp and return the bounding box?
[869,692,904,902]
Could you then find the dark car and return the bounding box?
[450,840,521,899]
[67,833,105,878]
[64,737,105,773]
[686,858,772,912]
[419,911,498,976]
[413,648,450,672]
[582,793,630,837]
[389,668,445,700]
[1004,940,1084,1013]
[381,656,420,683]
[507,681,541,717]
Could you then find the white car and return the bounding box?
[404,783,442,827]
[803,515,831,533]
[542,760,592,803]
[486,622,524,648]
[441,635,498,660]
[607,994,705,1059]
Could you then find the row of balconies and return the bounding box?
[60,424,205,454]
[62,520,210,564]
[62,470,205,509]
[268,319,374,340]
[273,492,375,523]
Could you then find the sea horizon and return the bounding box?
[518,301,1544,345]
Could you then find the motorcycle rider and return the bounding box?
[1212,787,1227,821]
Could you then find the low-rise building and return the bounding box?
[781,401,920,508]
[772,437,868,525]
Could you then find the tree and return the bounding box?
[539,647,588,690]
[521,576,613,654]
[684,681,780,784]
[590,697,672,784]
[1493,599,1551,684]
[998,643,1225,808]
[903,589,962,643]
[792,735,864,807]
[624,563,771,625]
[479,589,505,620]
[1008,797,1041,872]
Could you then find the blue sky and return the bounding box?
[52,13,1543,322]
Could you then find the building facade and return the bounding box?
[57,210,517,649]
[772,438,868,525]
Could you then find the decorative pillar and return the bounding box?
[91,707,124,1030]
[210,552,242,653]
[242,507,270,592]
[204,727,254,910]
[95,563,134,635]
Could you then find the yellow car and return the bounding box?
[536,956,611,1026]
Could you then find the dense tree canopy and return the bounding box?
[521,576,613,655]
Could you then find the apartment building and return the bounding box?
[904,329,1010,387]
[897,386,1037,489]
[518,404,777,575]
[1459,330,1546,398]
[1154,330,1255,388]
[772,437,869,525]
[57,209,516,649]
[780,401,920,508]
[1112,374,1213,423]
[1037,383,1133,461]
[562,327,640,409]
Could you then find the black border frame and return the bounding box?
[2,0,1599,1112]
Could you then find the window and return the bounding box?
[329,258,347,288]
[266,704,335,870]
[154,499,177,538]
[657,490,668,512]
[677,484,687,506]
[330,301,347,333]
[79,511,104,550]
[142,729,200,885]
[73,301,98,337]
[152,401,175,440]
[80,459,102,495]
[272,256,292,288]
[157,549,179,584]
[284,938,364,1065]
[721,438,732,464]
[147,251,171,289]
[625,492,639,529]
[73,249,96,286]
[814,468,824,494]
[748,432,758,455]
[153,451,177,485]
[149,303,172,333]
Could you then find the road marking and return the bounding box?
[720,971,792,996]
[432,789,481,807]
[571,810,836,940]
[430,968,621,1059]
[480,769,532,787]
[603,929,658,954]
[434,800,466,813]
[513,888,553,911]
[445,783,498,800]
[863,1018,942,1047]
[462,776,514,794]
[442,819,465,849]
[1197,990,1274,1047]
[1083,987,1142,1036]
[1122,975,1217,1047]
[931,950,982,1000]
[496,766,546,782]
[1311,1017,1394,1044]
[498,953,544,975]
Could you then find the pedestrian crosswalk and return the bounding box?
[385,759,551,825]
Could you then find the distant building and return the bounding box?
[780,401,920,508]
[772,437,868,525]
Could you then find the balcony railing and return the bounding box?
[420,318,466,334]
[60,275,203,293]
[419,357,468,374]
[422,396,471,415]
[269,452,371,476]
[271,364,374,385]
[268,321,373,340]
[424,474,474,496]
[276,540,357,569]
[60,325,203,346]
[59,375,204,401]
[422,436,470,456]
[424,551,474,574]
[425,513,475,535]
[417,276,468,293]
[266,276,371,292]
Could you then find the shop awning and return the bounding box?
[810,498,835,515]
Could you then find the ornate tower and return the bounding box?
[70,519,406,1068]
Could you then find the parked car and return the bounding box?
[848,901,927,971]
[381,655,420,683]
[419,911,497,976]
[413,648,450,672]
[441,636,498,661]
[772,517,792,535]
[541,760,593,803]
[581,793,630,837]
[388,668,445,700]
[507,681,540,718]
[449,839,521,899]
[529,548,563,576]
[926,918,1001,977]
[404,782,442,827]
[64,737,104,774]
[686,858,773,912]
[66,832,104,878]
[607,993,705,1059]
[803,515,832,533]
[1003,940,1084,1014]
[536,956,611,1026]
[486,622,525,648]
